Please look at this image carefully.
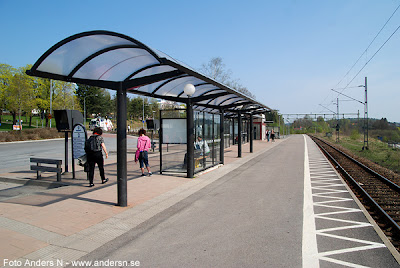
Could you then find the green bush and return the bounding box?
[0,128,64,142]
[350,129,360,140]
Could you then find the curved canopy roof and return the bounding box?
[27,30,270,115]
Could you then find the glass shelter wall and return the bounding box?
[193,111,221,173]
[160,110,187,173]
[160,109,222,175]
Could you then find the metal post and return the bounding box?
[84,97,86,129]
[65,131,69,173]
[142,96,145,128]
[232,118,235,145]
[238,111,242,158]
[160,110,163,174]
[50,80,52,128]
[250,113,253,153]
[187,98,194,178]
[364,77,369,150]
[220,109,224,165]
[336,98,339,142]
[212,114,215,166]
[117,82,127,207]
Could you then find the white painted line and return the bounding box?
[319,256,371,268]
[302,135,320,268]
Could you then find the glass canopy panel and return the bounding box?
[153,48,195,71]
[37,34,135,76]
[74,48,159,81]
[197,94,237,105]
[219,97,245,106]
[190,85,220,97]
[154,76,204,97]
[202,89,226,96]
[130,65,177,79]
[127,78,171,94]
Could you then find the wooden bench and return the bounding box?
[194,155,208,168]
[30,158,62,182]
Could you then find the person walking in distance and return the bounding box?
[271,129,275,142]
[135,128,152,176]
[85,127,109,187]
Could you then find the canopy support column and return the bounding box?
[250,113,254,153]
[187,99,194,178]
[117,82,127,207]
[238,111,242,158]
[220,109,224,165]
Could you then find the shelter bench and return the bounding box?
[194,155,208,168]
[30,158,62,182]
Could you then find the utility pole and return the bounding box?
[336,98,339,142]
[363,77,369,150]
[50,80,53,128]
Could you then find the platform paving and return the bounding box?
[0,135,399,267]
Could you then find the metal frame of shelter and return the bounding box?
[27,30,271,207]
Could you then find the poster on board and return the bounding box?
[72,124,87,159]
[162,119,187,144]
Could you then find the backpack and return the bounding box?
[85,135,100,153]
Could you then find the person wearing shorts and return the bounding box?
[135,128,152,176]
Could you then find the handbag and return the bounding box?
[77,154,87,166]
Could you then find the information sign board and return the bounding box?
[72,124,87,159]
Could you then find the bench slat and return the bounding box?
[30,165,62,173]
[30,158,62,165]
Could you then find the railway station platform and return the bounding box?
[0,135,399,267]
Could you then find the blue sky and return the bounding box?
[1,0,400,122]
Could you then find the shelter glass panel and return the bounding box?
[160,110,187,174]
[213,114,221,164]
[75,50,158,81]
[128,79,170,94]
[155,76,203,97]
[37,35,135,76]
[131,65,177,79]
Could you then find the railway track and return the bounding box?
[309,135,400,250]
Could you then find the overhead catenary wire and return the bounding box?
[334,3,400,90]
[342,23,400,90]
[317,3,400,115]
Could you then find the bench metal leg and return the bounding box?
[37,163,41,179]
[56,163,61,182]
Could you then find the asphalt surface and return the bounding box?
[0,133,138,174]
[75,137,305,267]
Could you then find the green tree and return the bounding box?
[0,63,16,123]
[4,66,35,126]
[128,96,144,119]
[52,81,79,111]
[76,84,113,119]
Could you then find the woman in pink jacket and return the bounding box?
[135,128,152,176]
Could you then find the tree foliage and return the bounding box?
[75,84,112,117]
[128,96,159,120]
[0,63,81,127]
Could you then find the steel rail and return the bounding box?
[309,135,400,237]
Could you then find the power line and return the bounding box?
[334,2,400,90]
[343,23,400,89]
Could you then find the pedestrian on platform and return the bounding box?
[271,129,275,142]
[266,129,270,142]
[85,127,109,187]
[135,128,152,176]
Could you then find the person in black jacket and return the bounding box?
[85,127,109,187]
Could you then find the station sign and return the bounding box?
[72,123,87,159]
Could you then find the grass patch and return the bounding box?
[321,134,400,174]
